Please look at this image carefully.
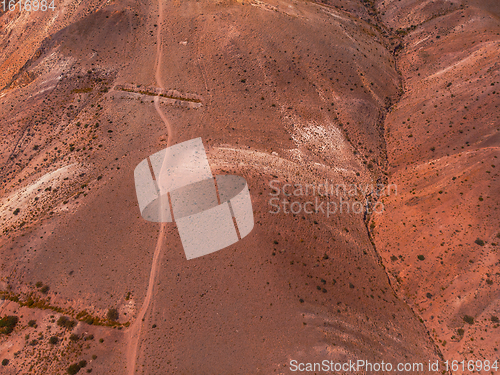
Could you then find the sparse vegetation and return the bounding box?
[49,336,59,344]
[71,87,92,94]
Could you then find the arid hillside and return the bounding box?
[1,0,497,373]
[373,0,500,366]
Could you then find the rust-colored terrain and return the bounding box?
[0,0,498,374]
[374,0,500,366]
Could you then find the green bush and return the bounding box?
[417,255,425,261]
[1,359,8,366]
[475,238,485,246]
[28,320,37,327]
[49,336,59,344]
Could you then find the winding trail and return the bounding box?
[125,0,173,373]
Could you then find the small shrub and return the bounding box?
[491,316,499,323]
[417,255,425,261]
[57,316,76,330]
[28,320,37,328]
[69,333,79,341]
[426,292,433,298]
[57,316,68,327]
[84,334,94,341]
[463,315,475,325]
[390,255,398,262]
[107,308,118,321]
[35,281,43,288]
[457,328,464,336]
[67,363,81,375]
[2,359,9,366]
[475,238,485,246]
[486,279,493,285]
[78,360,87,368]
[0,316,18,335]
[40,285,49,294]
[99,338,104,343]
[49,336,59,344]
